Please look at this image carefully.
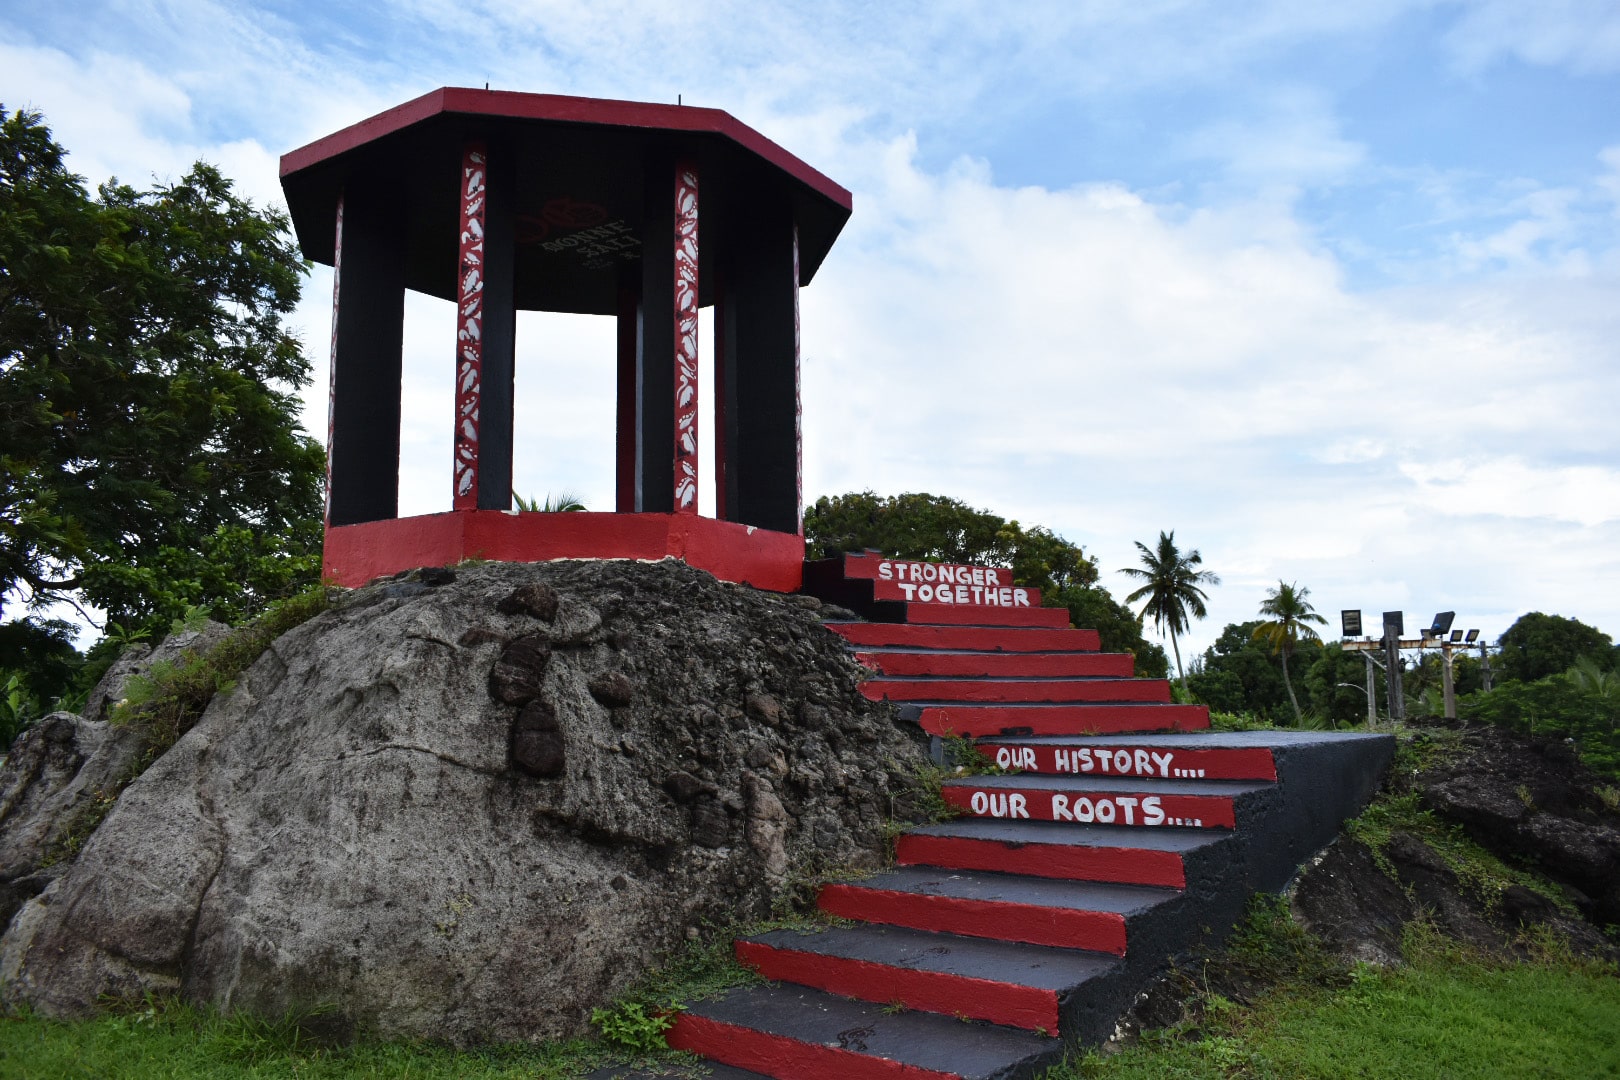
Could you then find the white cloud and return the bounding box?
[1443,0,1620,76]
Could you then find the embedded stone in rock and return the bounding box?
[489,635,551,704]
[664,771,714,804]
[744,693,782,725]
[417,566,458,587]
[690,796,731,848]
[588,672,635,708]
[510,700,565,777]
[497,582,560,621]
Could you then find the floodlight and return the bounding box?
[1464,629,1480,643]
[1430,611,1456,635]
[1383,611,1404,635]
[1341,609,1363,637]
[1449,630,1464,643]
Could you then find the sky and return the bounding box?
[3,0,1618,661]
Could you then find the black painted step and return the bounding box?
[737,923,1118,1031]
[668,982,1062,1080]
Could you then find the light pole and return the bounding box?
[1343,609,1483,724]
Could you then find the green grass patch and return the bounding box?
[1053,939,1620,1080]
[0,1000,606,1080]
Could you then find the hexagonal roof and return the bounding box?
[280,87,853,316]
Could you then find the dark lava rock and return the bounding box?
[497,582,560,621]
[588,672,635,708]
[488,634,552,705]
[511,700,565,777]
[1290,837,1414,966]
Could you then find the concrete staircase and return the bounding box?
[653,553,1393,1080]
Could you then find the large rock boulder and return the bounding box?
[0,621,231,928]
[0,560,925,1043]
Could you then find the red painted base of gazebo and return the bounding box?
[323,512,806,592]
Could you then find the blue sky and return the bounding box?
[4,0,1618,659]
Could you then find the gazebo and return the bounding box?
[280,88,851,591]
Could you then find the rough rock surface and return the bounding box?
[1415,726,1620,926]
[0,621,231,928]
[0,560,925,1044]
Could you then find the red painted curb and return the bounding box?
[916,704,1211,738]
[861,678,1170,704]
[855,651,1135,678]
[735,940,1059,1032]
[895,834,1187,889]
[828,624,1102,652]
[940,785,1237,829]
[666,1012,960,1080]
[817,883,1129,955]
[901,605,1070,628]
[976,742,1277,781]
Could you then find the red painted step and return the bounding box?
[735,925,1116,1032]
[911,702,1210,738]
[816,866,1175,954]
[895,820,1229,889]
[940,774,1267,829]
[854,649,1132,678]
[976,736,1278,781]
[826,623,1101,652]
[862,676,1170,704]
[899,604,1070,628]
[668,983,1059,1080]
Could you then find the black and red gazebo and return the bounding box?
[280,88,851,591]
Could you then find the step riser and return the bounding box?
[941,787,1235,829]
[735,941,1059,1032]
[855,652,1132,678]
[871,579,1043,609]
[829,624,1102,652]
[817,884,1129,955]
[976,742,1277,781]
[666,1013,962,1080]
[840,554,1013,585]
[916,704,1210,738]
[901,605,1070,628]
[864,679,1169,704]
[896,835,1188,889]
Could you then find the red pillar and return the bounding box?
[453,143,487,510]
[673,161,700,513]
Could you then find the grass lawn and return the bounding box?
[1055,948,1620,1080]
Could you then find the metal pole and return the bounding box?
[1364,652,1377,726]
[1479,641,1493,692]
[1441,642,1457,720]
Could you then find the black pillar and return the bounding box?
[636,157,676,513]
[477,146,516,511]
[719,197,799,534]
[329,186,405,527]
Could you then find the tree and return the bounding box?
[1,107,322,640]
[803,492,1099,593]
[1252,580,1327,724]
[1186,619,1320,721]
[1119,530,1219,686]
[1050,584,1170,680]
[1496,612,1613,684]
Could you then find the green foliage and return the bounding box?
[1252,580,1328,724]
[1458,673,1620,779]
[802,491,1099,593]
[513,490,587,512]
[1302,643,1378,726]
[1188,620,1325,723]
[1118,530,1218,685]
[589,1001,678,1055]
[1496,612,1614,684]
[0,106,323,640]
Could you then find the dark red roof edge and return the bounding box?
[279,87,852,211]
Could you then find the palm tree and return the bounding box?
[1252,580,1328,724]
[1120,531,1220,687]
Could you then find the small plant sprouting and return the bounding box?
[590,1000,681,1054]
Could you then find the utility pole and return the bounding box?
[1382,611,1406,723]
[1479,640,1493,692]
[1364,651,1379,726]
